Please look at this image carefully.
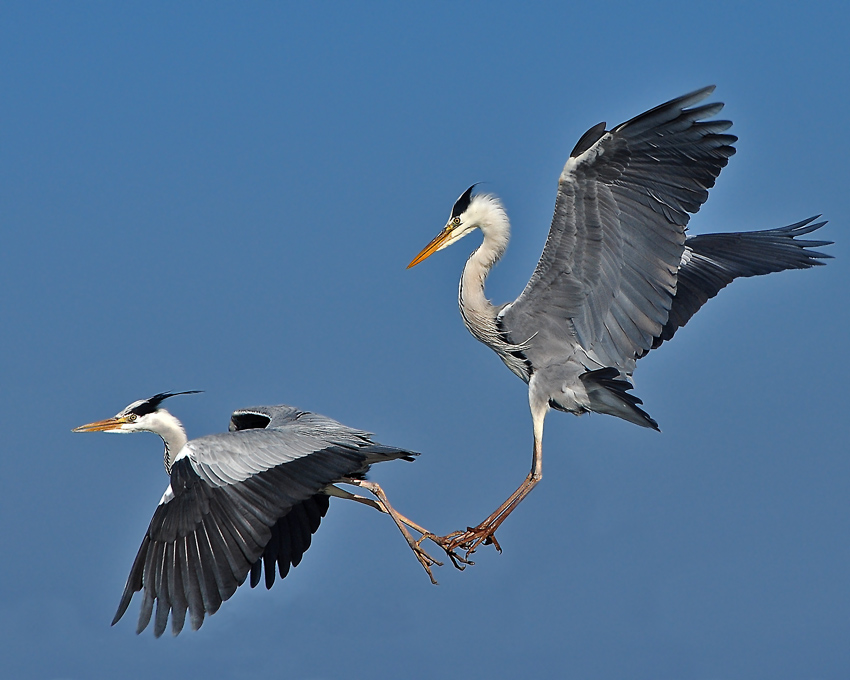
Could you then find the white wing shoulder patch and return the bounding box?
[560,131,611,183]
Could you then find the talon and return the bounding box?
[410,545,442,585]
[447,552,472,570]
[437,522,504,560]
[416,532,477,572]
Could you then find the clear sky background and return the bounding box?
[1,3,848,679]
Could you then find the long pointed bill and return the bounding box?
[407,227,455,269]
[72,416,128,433]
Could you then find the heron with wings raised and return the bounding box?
[408,86,831,558]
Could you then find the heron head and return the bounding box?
[408,184,490,268]
[73,391,201,434]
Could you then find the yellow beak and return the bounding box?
[72,416,129,433]
[407,227,455,269]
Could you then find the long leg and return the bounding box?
[326,479,467,584]
[440,402,546,557]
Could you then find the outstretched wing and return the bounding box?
[648,216,832,351]
[114,405,415,637]
[501,86,736,375]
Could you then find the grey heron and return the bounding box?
[74,391,444,637]
[407,86,831,558]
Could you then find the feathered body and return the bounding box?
[414,87,830,433]
[75,395,416,637]
[408,86,831,554]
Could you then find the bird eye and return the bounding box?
[126,413,137,422]
[451,217,461,227]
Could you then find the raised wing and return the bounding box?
[501,86,736,375]
[648,216,832,352]
[114,405,415,637]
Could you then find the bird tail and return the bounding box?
[363,444,418,464]
[579,367,659,431]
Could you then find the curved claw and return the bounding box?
[407,536,444,584]
[417,533,475,571]
[440,524,503,559]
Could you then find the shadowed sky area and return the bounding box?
[1,3,849,678]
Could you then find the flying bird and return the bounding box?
[74,391,443,637]
[407,86,831,558]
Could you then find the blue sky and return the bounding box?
[1,2,849,678]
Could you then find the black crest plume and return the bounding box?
[129,390,203,417]
[451,184,478,219]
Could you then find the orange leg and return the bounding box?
[435,404,546,559]
[328,479,468,584]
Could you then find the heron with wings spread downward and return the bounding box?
[74,392,446,636]
[408,86,831,559]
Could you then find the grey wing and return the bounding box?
[228,404,355,592]
[114,405,416,637]
[211,404,415,484]
[501,86,736,376]
[648,216,832,351]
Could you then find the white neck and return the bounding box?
[142,409,188,474]
[459,195,511,334]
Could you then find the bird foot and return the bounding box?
[407,537,445,585]
[436,524,503,562]
[416,533,475,572]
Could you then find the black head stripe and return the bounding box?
[451,184,478,219]
[130,390,203,416]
